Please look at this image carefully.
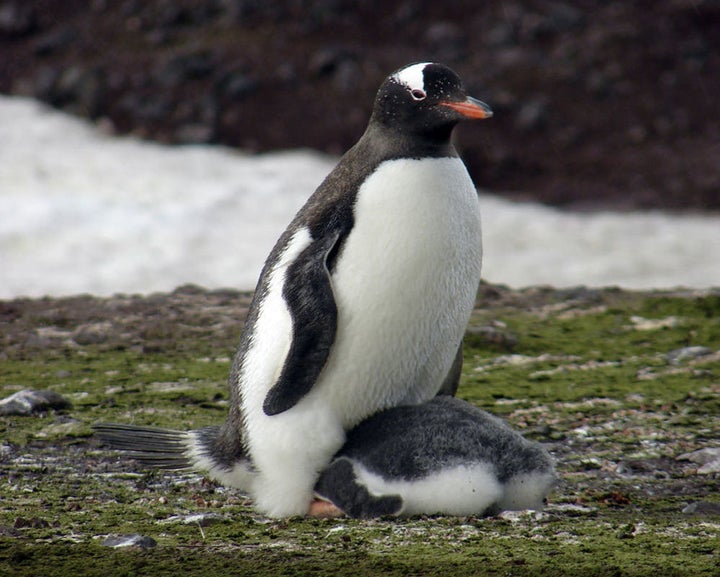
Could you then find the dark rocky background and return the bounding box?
[1,0,719,210]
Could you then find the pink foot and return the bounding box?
[308,499,344,518]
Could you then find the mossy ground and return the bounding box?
[1,287,718,576]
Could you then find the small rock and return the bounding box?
[545,503,596,516]
[215,70,258,99]
[665,346,713,365]
[175,122,216,144]
[677,447,720,474]
[183,512,225,526]
[0,2,37,37]
[682,501,720,516]
[466,324,518,352]
[677,447,720,465]
[615,523,637,540]
[309,47,343,77]
[423,22,467,61]
[31,65,62,101]
[32,26,76,55]
[102,534,157,548]
[156,51,214,88]
[308,47,358,90]
[159,512,226,526]
[73,321,113,345]
[497,510,545,522]
[0,389,72,416]
[485,22,515,48]
[56,66,107,118]
[0,525,19,538]
[629,316,680,331]
[616,459,669,479]
[29,64,107,118]
[547,2,585,32]
[515,97,548,132]
[585,70,611,97]
[118,92,172,122]
[14,517,50,529]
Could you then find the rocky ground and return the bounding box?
[1,0,719,210]
[2,3,718,573]
[0,285,718,575]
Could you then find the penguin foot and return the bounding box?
[308,499,345,518]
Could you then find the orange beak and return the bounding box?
[440,96,493,119]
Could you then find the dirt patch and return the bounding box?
[0,284,719,575]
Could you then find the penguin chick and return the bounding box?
[313,397,557,518]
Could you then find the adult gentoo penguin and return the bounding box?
[97,62,492,518]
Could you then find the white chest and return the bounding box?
[340,156,481,280]
[317,156,483,423]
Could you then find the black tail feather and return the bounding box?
[93,422,197,470]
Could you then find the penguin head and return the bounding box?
[371,62,492,141]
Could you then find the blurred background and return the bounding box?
[1,0,719,296]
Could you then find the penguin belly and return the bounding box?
[318,156,483,426]
[352,461,504,517]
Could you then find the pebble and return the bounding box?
[308,48,360,92]
[117,92,172,122]
[677,447,720,474]
[0,389,72,416]
[215,70,258,99]
[156,51,215,88]
[175,123,215,144]
[56,66,107,118]
[14,517,50,529]
[73,321,113,345]
[497,510,546,522]
[22,63,107,118]
[32,27,77,55]
[0,2,36,36]
[102,534,157,548]
[665,346,713,365]
[545,503,596,516]
[629,316,680,331]
[158,512,226,526]
[616,459,668,479]
[682,501,720,516]
[547,2,585,32]
[515,97,548,132]
[466,324,518,352]
[423,22,467,61]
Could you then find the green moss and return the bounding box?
[1,291,718,576]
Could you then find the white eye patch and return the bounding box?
[392,62,431,94]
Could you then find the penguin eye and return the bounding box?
[410,89,427,101]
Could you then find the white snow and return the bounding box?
[1,95,718,299]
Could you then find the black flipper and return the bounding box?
[262,230,342,416]
[314,457,403,518]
